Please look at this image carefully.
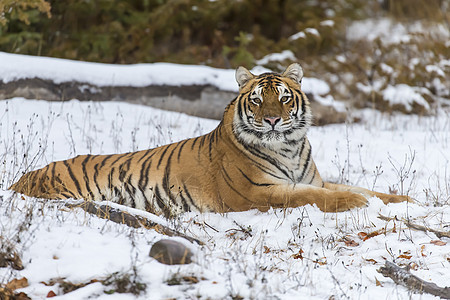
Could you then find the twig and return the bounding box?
[378,214,450,239]
[404,221,450,239]
[65,201,204,245]
[378,261,450,299]
[224,221,252,237]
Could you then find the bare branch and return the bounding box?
[378,261,450,299]
[65,201,204,245]
[378,214,450,239]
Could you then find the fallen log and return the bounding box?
[65,201,204,245]
[378,261,450,299]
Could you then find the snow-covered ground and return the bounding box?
[0,54,449,299]
[0,52,331,96]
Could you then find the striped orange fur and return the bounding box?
[10,63,410,217]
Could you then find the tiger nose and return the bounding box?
[264,117,281,127]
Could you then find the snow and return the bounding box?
[382,84,430,111]
[346,18,450,45]
[0,51,238,91]
[289,28,320,41]
[0,51,331,99]
[256,50,297,65]
[320,20,335,27]
[0,54,449,299]
[304,28,320,36]
[288,31,306,41]
[425,65,445,78]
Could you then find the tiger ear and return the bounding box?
[235,66,255,90]
[282,63,304,85]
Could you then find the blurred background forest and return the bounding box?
[0,0,449,114]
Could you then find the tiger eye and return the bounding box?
[251,98,262,105]
[281,96,290,103]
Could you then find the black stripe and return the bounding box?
[61,192,72,199]
[41,164,50,183]
[297,139,307,167]
[145,193,153,212]
[190,136,199,151]
[154,185,171,217]
[246,144,292,180]
[293,94,300,117]
[177,139,190,162]
[138,150,158,191]
[300,92,306,114]
[110,153,130,167]
[208,131,214,161]
[28,170,40,187]
[197,135,207,160]
[99,154,114,169]
[157,145,171,169]
[54,175,74,197]
[199,135,207,149]
[238,168,273,187]
[298,146,312,182]
[308,169,316,185]
[179,192,191,212]
[124,175,136,208]
[182,183,201,211]
[118,155,133,182]
[221,168,255,205]
[50,162,56,189]
[221,166,233,183]
[93,163,102,197]
[237,96,244,118]
[232,137,285,180]
[81,155,95,199]
[137,149,152,163]
[63,160,83,197]
[162,143,181,209]
[108,167,115,189]
[113,186,125,205]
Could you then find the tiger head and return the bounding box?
[232,63,312,149]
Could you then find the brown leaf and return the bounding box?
[6,277,29,291]
[292,249,304,260]
[357,232,368,240]
[47,291,57,298]
[430,240,447,246]
[182,276,199,284]
[375,277,383,287]
[397,254,412,259]
[263,246,271,254]
[420,245,427,257]
[343,238,359,247]
[359,229,387,241]
[365,258,378,264]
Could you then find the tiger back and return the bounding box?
[10,63,410,216]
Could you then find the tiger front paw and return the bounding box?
[320,191,368,212]
[378,194,413,204]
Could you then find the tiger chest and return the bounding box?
[259,146,312,185]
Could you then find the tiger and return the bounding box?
[9,63,410,217]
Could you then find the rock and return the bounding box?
[149,239,193,265]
